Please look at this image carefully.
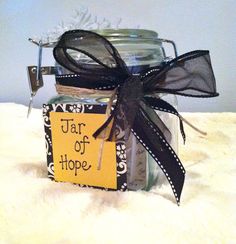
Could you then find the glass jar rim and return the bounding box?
[93,29,158,39]
[32,29,160,48]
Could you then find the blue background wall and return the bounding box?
[0,0,235,111]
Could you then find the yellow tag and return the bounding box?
[50,112,117,189]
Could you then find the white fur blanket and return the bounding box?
[0,103,235,243]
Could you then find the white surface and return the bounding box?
[0,0,236,112]
[0,103,235,243]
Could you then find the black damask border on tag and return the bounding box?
[42,103,127,191]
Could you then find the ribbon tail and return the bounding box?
[93,110,115,140]
[132,107,185,205]
[93,76,143,142]
[144,97,186,143]
[141,103,172,144]
[93,88,119,141]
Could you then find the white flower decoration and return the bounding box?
[116,144,126,160]
[69,104,83,113]
[42,104,49,114]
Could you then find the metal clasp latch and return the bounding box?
[157,38,178,60]
[27,39,56,117]
[27,66,56,94]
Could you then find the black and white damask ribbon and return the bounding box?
[53,30,219,205]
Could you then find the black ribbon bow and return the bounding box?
[53,29,219,205]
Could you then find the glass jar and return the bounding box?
[48,29,178,191]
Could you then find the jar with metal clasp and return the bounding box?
[34,29,179,191]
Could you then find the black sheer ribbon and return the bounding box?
[53,30,219,205]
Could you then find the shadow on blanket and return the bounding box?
[17,162,48,178]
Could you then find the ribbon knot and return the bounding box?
[53,29,219,205]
